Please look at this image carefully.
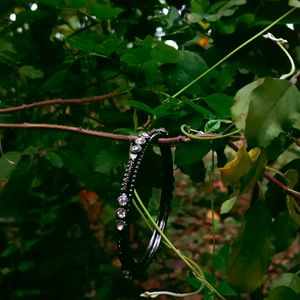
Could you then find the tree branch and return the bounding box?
[0,123,189,144]
[0,92,123,114]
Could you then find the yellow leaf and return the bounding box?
[217,145,253,185]
[249,147,260,161]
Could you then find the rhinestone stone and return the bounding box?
[116,220,125,231]
[118,193,129,206]
[139,132,150,138]
[116,208,126,219]
[131,145,142,154]
[130,153,137,160]
[135,137,146,145]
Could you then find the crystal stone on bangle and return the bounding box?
[139,132,150,139]
[116,220,125,231]
[131,145,142,154]
[116,208,126,219]
[118,193,129,206]
[135,137,146,145]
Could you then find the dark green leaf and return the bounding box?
[204,93,233,118]
[46,152,64,168]
[175,141,211,167]
[151,43,179,64]
[67,37,103,53]
[264,286,299,300]
[0,152,22,180]
[18,261,34,272]
[91,5,123,21]
[227,200,275,292]
[121,100,153,114]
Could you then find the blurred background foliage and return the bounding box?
[0,0,300,299]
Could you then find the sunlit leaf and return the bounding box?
[220,196,237,214]
[289,0,300,8]
[19,66,44,79]
[217,145,253,185]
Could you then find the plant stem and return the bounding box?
[172,7,297,98]
[133,191,226,300]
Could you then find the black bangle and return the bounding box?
[116,128,174,277]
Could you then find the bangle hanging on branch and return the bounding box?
[116,128,174,277]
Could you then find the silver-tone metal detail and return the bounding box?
[116,208,127,219]
[131,145,142,153]
[116,220,125,231]
[139,132,150,138]
[118,193,129,206]
[130,153,137,160]
[135,137,146,145]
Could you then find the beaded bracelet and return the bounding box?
[116,128,174,277]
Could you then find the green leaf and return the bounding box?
[94,145,124,174]
[162,50,208,95]
[0,152,22,180]
[226,200,275,292]
[37,0,61,6]
[121,100,153,114]
[181,96,213,118]
[204,93,234,118]
[204,119,221,133]
[91,5,123,21]
[220,196,237,214]
[151,43,179,64]
[287,195,300,226]
[235,77,300,148]
[216,280,237,296]
[175,140,211,167]
[269,273,300,294]
[67,37,103,53]
[231,79,262,130]
[264,286,299,300]
[18,261,34,272]
[19,66,44,79]
[121,48,151,67]
[46,152,64,168]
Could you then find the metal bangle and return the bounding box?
[115,128,174,277]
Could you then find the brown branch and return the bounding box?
[0,92,122,114]
[0,123,189,144]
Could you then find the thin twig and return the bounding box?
[0,122,189,144]
[0,92,122,114]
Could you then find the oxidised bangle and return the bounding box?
[116,128,174,277]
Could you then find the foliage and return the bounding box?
[0,0,300,299]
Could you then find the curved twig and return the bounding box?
[0,92,123,114]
